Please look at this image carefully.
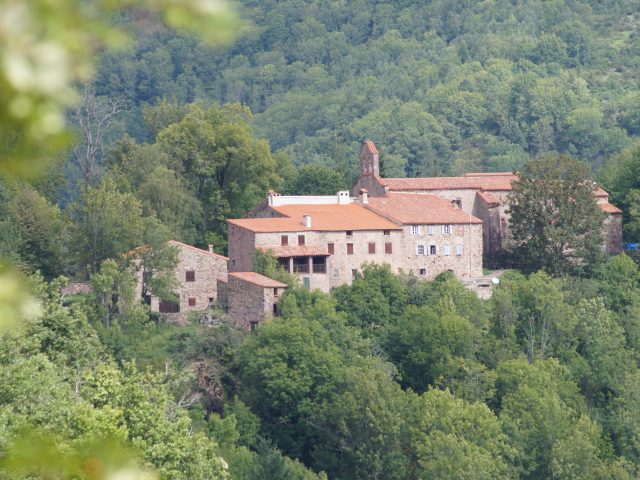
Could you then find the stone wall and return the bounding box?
[244,222,483,292]
[605,213,623,254]
[228,224,256,272]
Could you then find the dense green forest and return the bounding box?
[4,0,640,478]
[92,0,640,182]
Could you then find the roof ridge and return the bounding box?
[168,240,229,260]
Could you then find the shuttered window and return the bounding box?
[385,242,392,254]
[185,270,195,282]
[347,243,354,254]
[368,242,376,254]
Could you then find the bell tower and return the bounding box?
[359,140,379,176]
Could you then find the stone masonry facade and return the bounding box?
[135,240,228,324]
[351,140,623,259]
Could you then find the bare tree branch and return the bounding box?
[71,84,124,185]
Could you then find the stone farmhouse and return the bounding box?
[218,272,288,331]
[133,240,228,324]
[352,140,623,259]
[135,140,623,329]
[227,186,484,294]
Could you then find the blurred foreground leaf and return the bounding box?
[0,260,40,332]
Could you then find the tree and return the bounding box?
[71,177,145,272]
[285,165,346,195]
[507,155,605,275]
[8,186,68,278]
[70,85,124,185]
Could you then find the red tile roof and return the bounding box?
[380,173,518,192]
[599,202,622,214]
[594,187,609,198]
[229,272,288,288]
[168,240,228,260]
[229,204,400,233]
[365,193,482,225]
[476,190,500,207]
[257,245,330,258]
[364,140,379,154]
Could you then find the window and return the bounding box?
[430,245,437,255]
[208,297,214,305]
[188,297,196,307]
[159,300,179,313]
[273,288,278,296]
[293,257,309,274]
[416,244,425,256]
[249,321,258,332]
[442,225,452,235]
[455,245,463,256]
[383,230,390,236]
[347,243,354,255]
[385,242,393,254]
[444,245,451,256]
[419,268,426,276]
[312,256,326,273]
[185,270,195,282]
[333,269,339,277]
[281,235,288,246]
[351,269,358,279]
[368,242,376,254]
[278,257,290,272]
[410,225,420,235]
[428,225,434,235]
[303,277,310,290]
[273,303,279,315]
[328,243,334,254]
[346,230,353,237]
[298,234,305,246]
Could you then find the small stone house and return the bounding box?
[225,272,287,330]
[134,240,228,324]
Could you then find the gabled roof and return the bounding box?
[380,173,518,192]
[476,190,500,207]
[229,272,288,288]
[167,240,228,260]
[365,193,482,225]
[599,202,622,214]
[363,140,379,154]
[228,203,400,233]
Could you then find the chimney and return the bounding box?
[337,190,350,205]
[360,188,368,204]
[303,214,312,228]
[208,244,214,253]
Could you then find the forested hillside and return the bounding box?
[94,0,640,180]
[4,0,640,479]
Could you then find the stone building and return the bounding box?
[134,240,228,324]
[227,188,484,293]
[225,272,287,330]
[352,140,623,258]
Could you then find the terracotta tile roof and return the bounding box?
[594,187,609,198]
[229,204,400,233]
[229,272,288,288]
[599,202,622,214]
[476,190,500,207]
[380,173,518,192]
[364,140,379,154]
[257,245,330,258]
[365,193,482,225]
[168,240,228,260]
[124,240,228,260]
